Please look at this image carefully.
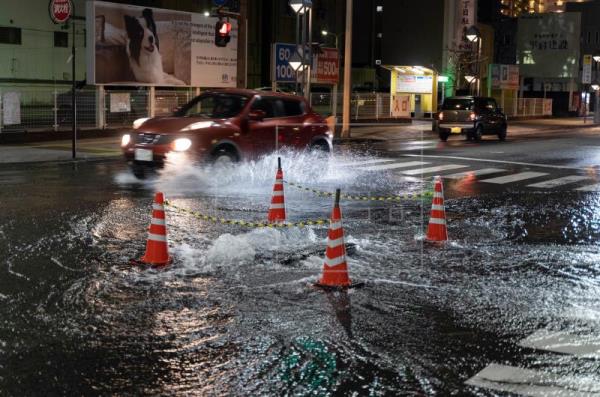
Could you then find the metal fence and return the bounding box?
[0,87,554,132]
[0,87,195,132]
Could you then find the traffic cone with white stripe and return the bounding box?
[426,176,448,242]
[132,192,172,266]
[316,189,362,289]
[267,157,286,223]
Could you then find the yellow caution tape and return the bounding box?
[284,181,433,202]
[164,201,328,228]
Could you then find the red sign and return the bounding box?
[313,48,339,85]
[49,0,72,24]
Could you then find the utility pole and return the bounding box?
[236,0,248,88]
[71,18,77,159]
[341,0,353,138]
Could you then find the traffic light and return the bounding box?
[215,19,232,47]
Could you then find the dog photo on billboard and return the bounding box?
[95,5,190,86]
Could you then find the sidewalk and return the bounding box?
[343,117,600,142]
[0,137,121,164]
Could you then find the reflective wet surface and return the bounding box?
[1,146,600,395]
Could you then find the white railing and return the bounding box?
[0,87,195,132]
[0,87,554,133]
[502,98,553,118]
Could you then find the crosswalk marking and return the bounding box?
[465,364,600,396]
[401,164,468,175]
[481,171,548,184]
[339,158,396,167]
[527,175,589,189]
[358,161,429,172]
[519,330,600,357]
[577,183,600,192]
[445,168,507,179]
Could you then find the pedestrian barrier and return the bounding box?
[315,189,363,289]
[268,157,286,223]
[426,175,448,243]
[131,192,172,266]
[284,181,434,202]
[164,201,329,228]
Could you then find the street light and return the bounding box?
[465,25,481,95]
[464,75,477,84]
[593,54,600,62]
[289,0,312,14]
[465,26,480,43]
[321,29,339,48]
[288,51,304,72]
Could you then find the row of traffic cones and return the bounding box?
[132,159,449,289]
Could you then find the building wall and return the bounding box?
[0,0,88,87]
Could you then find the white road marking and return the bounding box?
[338,158,396,167]
[465,364,600,396]
[358,161,429,172]
[519,330,600,358]
[402,154,590,171]
[445,168,507,179]
[401,164,468,175]
[577,183,600,192]
[481,172,548,184]
[527,175,590,189]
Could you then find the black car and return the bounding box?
[435,96,507,142]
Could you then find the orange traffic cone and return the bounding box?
[316,189,363,290]
[426,176,448,242]
[267,157,286,223]
[131,192,172,266]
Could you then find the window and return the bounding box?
[587,31,591,44]
[54,31,68,48]
[485,99,497,111]
[179,94,248,118]
[0,26,21,45]
[281,99,304,116]
[251,97,276,118]
[596,31,599,44]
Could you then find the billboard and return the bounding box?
[312,48,339,85]
[396,75,433,94]
[454,0,477,52]
[86,1,238,87]
[516,13,580,78]
[490,64,519,90]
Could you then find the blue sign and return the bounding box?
[213,0,228,6]
[273,43,297,83]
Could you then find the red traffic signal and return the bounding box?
[215,20,232,47]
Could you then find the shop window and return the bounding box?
[0,26,21,45]
[54,31,68,48]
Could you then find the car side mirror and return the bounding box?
[172,106,182,114]
[248,109,266,121]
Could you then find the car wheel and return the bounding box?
[211,147,239,166]
[498,124,507,141]
[131,164,146,179]
[473,125,483,142]
[438,131,449,142]
[310,140,331,153]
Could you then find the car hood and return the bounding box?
[133,117,227,134]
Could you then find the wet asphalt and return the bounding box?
[1,127,600,396]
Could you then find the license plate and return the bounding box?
[451,127,462,133]
[134,148,153,162]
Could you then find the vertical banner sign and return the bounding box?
[454,0,476,51]
[49,0,73,24]
[582,54,592,84]
[312,48,339,84]
[391,94,410,118]
[273,43,297,83]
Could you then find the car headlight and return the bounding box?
[121,134,131,147]
[172,138,192,152]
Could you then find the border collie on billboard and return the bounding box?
[86,1,238,87]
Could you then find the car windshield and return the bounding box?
[442,98,474,111]
[178,94,249,118]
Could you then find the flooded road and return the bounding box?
[1,149,600,395]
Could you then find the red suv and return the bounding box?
[121,89,333,176]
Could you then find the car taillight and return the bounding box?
[469,112,476,121]
[438,112,444,121]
